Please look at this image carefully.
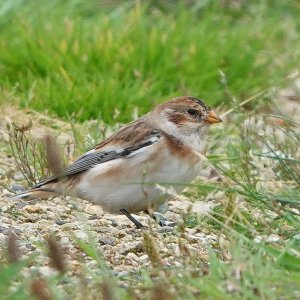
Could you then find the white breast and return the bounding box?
[75,140,202,213]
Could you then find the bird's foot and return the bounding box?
[152,212,176,228]
[120,209,147,229]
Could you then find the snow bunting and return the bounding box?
[11,96,222,228]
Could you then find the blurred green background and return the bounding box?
[0,0,299,123]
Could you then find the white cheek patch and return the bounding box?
[162,120,182,138]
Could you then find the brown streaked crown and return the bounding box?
[183,96,210,111]
[158,96,210,111]
[158,96,212,126]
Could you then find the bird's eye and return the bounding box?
[187,109,198,116]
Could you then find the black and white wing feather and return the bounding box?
[33,130,162,188]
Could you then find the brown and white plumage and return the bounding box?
[10,96,222,222]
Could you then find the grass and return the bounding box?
[0,0,300,299]
[0,0,300,123]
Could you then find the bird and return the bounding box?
[10,96,222,228]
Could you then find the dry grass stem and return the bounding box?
[6,231,21,263]
[142,232,162,268]
[30,278,52,300]
[46,236,66,273]
[150,283,172,300]
[100,279,115,300]
[44,133,64,176]
[7,122,49,185]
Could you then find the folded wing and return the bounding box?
[32,129,162,188]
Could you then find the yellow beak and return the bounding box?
[205,110,222,124]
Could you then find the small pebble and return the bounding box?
[13,172,25,181]
[110,220,118,227]
[39,266,56,277]
[24,205,43,213]
[88,214,98,220]
[0,168,6,179]
[117,271,129,277]
[11,183,26,192]
[55,219,66,225]
[98,235,117,246]
[293,233,300,240]
[120,241,143,255]
[25,243,36,250]
[0,226,22,235]
[16,202,32,210]
[0,225,8,234]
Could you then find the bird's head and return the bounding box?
[150,96,222,139]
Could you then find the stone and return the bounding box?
[13,172,25,181]
[55,219,66,225]
[11,183,26,192]
[39,266,56,277]
[98,234,117,246]
[117,271,129,277]
[74,231,89,242]
[0,168,6,179]
[23,205,43,213]
[120,241,143,255]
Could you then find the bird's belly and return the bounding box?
[76,148,201,214]
[87,184,167,213]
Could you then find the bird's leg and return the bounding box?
[144,210,176,227]
[120,209,145,229]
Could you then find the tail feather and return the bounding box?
[9,175,60,201]
[9,188,57,201]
